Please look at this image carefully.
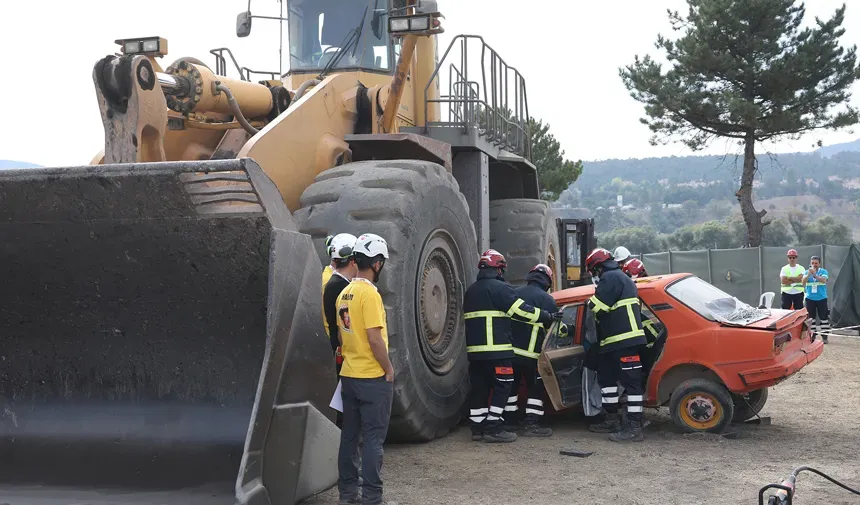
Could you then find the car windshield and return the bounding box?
[666,276,760,322]
[288,0,398,72]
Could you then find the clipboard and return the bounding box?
[329,379,344,412]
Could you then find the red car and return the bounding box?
[536,273,824,433]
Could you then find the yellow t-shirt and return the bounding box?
[322,265,333,335]
[336,278,389,378]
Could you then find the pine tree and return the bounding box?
[620,0,860,246]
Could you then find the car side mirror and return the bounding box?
[237,11,252,37]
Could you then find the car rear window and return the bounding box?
[665,276,736,321]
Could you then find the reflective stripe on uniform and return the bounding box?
[589,295,611,314]
[599,297,646,346]
[507,298,541,322]
[513,321,543,358]
[464,310,512,353]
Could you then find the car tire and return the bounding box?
[730,388,769,423]
[669,378,734,433]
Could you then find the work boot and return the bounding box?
[588,412,621,433]
[471,428,483,442]
[483,429,517,443]
[523,423,553,437]
[609,420,644,443]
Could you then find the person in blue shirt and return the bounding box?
[803,255,830,344]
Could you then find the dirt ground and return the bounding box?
[1,338,856,505]
[304,336,860,505]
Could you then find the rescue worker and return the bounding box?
[780,249,805,310]
[613,246,632,267]
[622,257,648,279]
[584,248,648,442]
[323,233,358,370]
[506,264,558,437]
[464,249,561,443]
[321,235,338,340]
[336,233,394,505]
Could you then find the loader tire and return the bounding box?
[489,199,561,289]
[295,160,478,442]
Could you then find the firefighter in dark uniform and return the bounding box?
[505,264,558,437]
[464,250,561,443]
[621,258,658,375]
[585,248,648,442]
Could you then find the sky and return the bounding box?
[1,0,859,167]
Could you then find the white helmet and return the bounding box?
[353,233,389,259]
[328,233,357,259]
[613,246,631,263]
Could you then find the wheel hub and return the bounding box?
[686,395,717,422]
[415,231,463,376]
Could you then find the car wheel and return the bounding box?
[730,388,769,423]
[669,378,734,433]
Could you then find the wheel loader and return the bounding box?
[0,1,561,503]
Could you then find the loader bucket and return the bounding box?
[0,159,338,504]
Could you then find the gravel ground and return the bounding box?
[1,338,855,505]
[304,336,860,505]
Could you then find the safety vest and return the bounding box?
[780,264,805,294]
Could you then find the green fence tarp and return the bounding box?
[638,244,854,316]
[831,244,860,328]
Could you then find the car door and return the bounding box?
[538,302,587,410]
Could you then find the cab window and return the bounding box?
[288,0,395,72]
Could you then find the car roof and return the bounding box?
[552,272,693,305]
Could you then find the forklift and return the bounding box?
[556,218,596,289]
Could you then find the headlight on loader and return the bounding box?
[115,36,169,57]
[389,18,410,32]
[388,13,442,35]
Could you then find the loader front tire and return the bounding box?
[295,160,478,442]
[489,199,561,289]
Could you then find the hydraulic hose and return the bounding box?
[760,466,860,504]
[294,79,321,101]
[215,82,259,135]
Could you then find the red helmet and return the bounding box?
[585,248,613,275]
[529,263,553,281]
[479,249,507,269]
[622,258,647,278]
[787,249,798,257]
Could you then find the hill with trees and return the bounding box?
[555,149,860,252]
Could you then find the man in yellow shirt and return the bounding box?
[336,233,393,505]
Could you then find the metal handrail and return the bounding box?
[209,48,248,80]
[423,34,531,160]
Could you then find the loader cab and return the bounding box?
[286,0,406,75]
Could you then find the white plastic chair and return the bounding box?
[758,291,775,309]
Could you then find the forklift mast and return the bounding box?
[556,218,596,289]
